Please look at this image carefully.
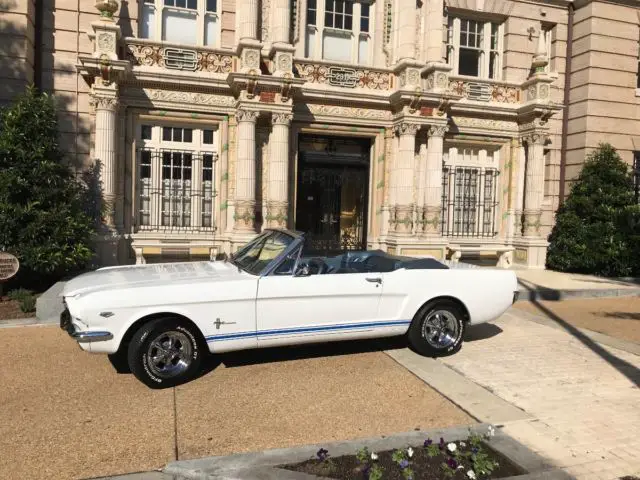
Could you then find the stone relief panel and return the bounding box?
[295,63,393,90]
[301,104,392,120]
[129,89,236,107]
[126,43,233,73]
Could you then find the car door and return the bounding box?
[256,268,386,348]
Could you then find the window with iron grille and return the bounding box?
[136,124,218,232]
[441,147,500,237]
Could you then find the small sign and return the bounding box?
[328,66,358,88]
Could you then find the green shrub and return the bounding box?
[7,288,33,302]
[18,295,36,313]
[0,86,97,285]
[546,143,638,277]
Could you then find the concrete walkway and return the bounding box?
[389,308,640,480]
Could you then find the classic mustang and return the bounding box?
[60,228,519,388]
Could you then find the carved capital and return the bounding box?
[90,95,119,111]
[523,133,546,146]
[233,200,257,230]
[272,112,293,126]
[236,109,260,123]
[394,122,420,137]
[265,201,289,228]
[428,125,448,138]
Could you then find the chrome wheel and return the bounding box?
[421,310,459,349]
[146,331,193,379]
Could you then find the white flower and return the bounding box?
[467,470,476,479]
[407,447,414,458]
[371,452,378,461]
[457,465,464,470]
[447,442,457,453]
[460,441,466,447]
[488,425,496,437]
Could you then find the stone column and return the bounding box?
[522,133,546,237]
[423,124,447,234]
[271,0,290,44]
[397,0,417,61]
[91,93,119,228]
[234,109,260,232]
[239,0,259,41]
[391,122,419,233]
[266,112,292,228]
[415,133,428,234]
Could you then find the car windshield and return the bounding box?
[231,230,295,275]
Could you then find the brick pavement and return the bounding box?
[438,310,640,480]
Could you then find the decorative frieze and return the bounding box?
[135,89,236,107]
[451,117,518,132]
[303,104,392,120]
[294,63,393,90]
[126,43,233,73]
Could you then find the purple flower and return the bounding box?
[316,448,329,461]
[399,459,409,469]
[447,458,458,469]
[424,438,433,447]
[472,447,479,454]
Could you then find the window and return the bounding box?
[136,124,218,231]
[232,231,294,276]
[140,0,220,47]
[305,0,373,65]
[441,146,500,237]
[445,16,503,79]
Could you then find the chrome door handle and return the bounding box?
[366,277,382,284]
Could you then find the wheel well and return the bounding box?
[415,296,471,323]
[116,312,206,354]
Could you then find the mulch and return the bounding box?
[0,296,34,320]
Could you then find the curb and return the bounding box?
[516,287,640,302]
[0,317,58,328]
[162,425,572,480]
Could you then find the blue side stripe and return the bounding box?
[205,320,411,342]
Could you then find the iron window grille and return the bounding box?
[136,148,218,232]
[441,165,500,238]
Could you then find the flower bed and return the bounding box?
[281,427,525,479]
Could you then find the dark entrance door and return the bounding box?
[295,135,370,255]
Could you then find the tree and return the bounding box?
[546,143,638,277]
[0,86,97,288]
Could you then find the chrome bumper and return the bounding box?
[60,308,113,343]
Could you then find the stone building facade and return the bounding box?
[1,0,639,269]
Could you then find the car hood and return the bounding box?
[61,260,248,298]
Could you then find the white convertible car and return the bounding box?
[60,228,519,388]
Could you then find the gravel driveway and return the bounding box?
[0,325,473,480]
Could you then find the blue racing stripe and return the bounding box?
[205,319,411,342]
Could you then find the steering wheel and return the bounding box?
[307,257,329,275]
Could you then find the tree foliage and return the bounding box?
[0,86,98,287]
[546,143,640,277]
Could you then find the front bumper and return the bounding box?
[60,308,113,343]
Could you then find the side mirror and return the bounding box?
[293,262,310,277]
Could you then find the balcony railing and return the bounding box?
[448,76,520,104]
[124,38,234,74]
[293,59,394,91]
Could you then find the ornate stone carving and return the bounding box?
[394,123,420,136]
[261,0,270,42]
[304,104,392,120]
[295,63,392,90]
[233,200,257,229]
[243,49,261,69]
[539,84,549,99]
[272,112,293,125]
[125,43,233,73]
[276,52,293,72]
[393,205,414,233]
[265,201,288,228]
[197,52,234,73]
[449,79,519,104]
[90,95,119,111]
[428,125,448,137]
[422,205,441,234]
[523,133,546,146]
[97,33,115,52]
[236,109,260,123]
[95,0,119,18]
[142,89,236,107]
[522,210,542,237]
